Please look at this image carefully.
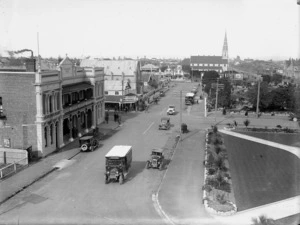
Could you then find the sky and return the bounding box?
[0,0,299,60]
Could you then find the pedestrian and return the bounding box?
[117,114,121,125]
[114,112,117,122]
[234,120,237,127]
[245,110,248,117]
[125,106,128,113]
[105,112,109,124]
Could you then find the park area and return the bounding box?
[222,133,300,211]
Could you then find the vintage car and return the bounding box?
[79,136,99,152]
[160,91,165,97]
[105,145,132,184]
[167,105,175,115]
[159,117,171,130]
[146,148,164,170]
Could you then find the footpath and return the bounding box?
[0,120,121,205]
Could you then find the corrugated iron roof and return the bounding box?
[190,56,227,64]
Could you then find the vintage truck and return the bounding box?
[105,145,132,184]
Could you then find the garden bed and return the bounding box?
[203,126,237,216]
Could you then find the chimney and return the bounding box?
[25,58,36,72]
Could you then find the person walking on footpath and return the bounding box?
[117,114,121,125]
[105,112,109,124]
[114,112,117,122]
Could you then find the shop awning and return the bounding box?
[105,95,123,103]
[104,95,139,104]
[62,83,93,94]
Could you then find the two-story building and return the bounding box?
[80,59,142,111]
[0,57,105,157]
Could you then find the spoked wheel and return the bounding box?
[81,144,88,151]
[159,163,163,171]
[146,162,150,169]
[105,176,109,184]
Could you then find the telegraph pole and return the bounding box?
[214,78,219,121]
[256,78,261,118]
[180,90,182,140]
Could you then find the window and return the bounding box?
[193,64,198,66]
[104,91,108,95]
[50,124,53,144]
[199,64,203,66]
[115,91,119,95]
[44,127,48,147]
[204,64,208,66]
[56,92,60,110]
[49,95,53,113]
[0,97,3,115]
[210,64,213,67]
[215,64,219,67]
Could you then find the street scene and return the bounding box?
[0,0,300,225]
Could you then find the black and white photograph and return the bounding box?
[0,0,299,224]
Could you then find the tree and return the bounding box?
[217,78,232,108]
[180,58,191,73]
[251,215,277,225]
[202,71,219,86]
[247,82,271,111]
[244,119,250,128]
[271,73,283,85]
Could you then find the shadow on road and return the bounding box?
[126,161,146,182]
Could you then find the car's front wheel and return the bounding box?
[81,144,88,151]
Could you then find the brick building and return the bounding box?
[0,57,105,157]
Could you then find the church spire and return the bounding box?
[222,32,228,60]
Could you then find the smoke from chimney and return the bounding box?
[13,49,33,58]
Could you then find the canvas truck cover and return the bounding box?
[105,145,132,159]
[185,92,195,97]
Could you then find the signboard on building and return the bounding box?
[123,96,138,103]
[3,138,11,148]
[234,73,243,80]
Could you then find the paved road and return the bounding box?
[0,82,204,225]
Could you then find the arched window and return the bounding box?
[50,124,53,145]
[49,95,53,113]
[44,126,48,147]
[56,92,60,111]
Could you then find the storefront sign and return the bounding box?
[123,96,138,103]
[3,138,11,148]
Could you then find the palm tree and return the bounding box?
[252,215,277,225]
[244,119,250,128]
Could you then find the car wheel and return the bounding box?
[81,144,88,151]
[159,163,163,171]
[105,176,109,184]
[146,162,150,169]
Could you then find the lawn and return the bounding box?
[223,134,300,211]
[234,131,300,147]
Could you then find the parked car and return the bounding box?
[160,91,165,97]
[105,145,132,184]
[289,112,300,121]
[146,148,164,170]
[159,117,171,130]
[79,136,100,152]
[167,105,175,115]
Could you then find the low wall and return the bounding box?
[0,148,28,165]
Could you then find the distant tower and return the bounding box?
[222,32,228,60]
